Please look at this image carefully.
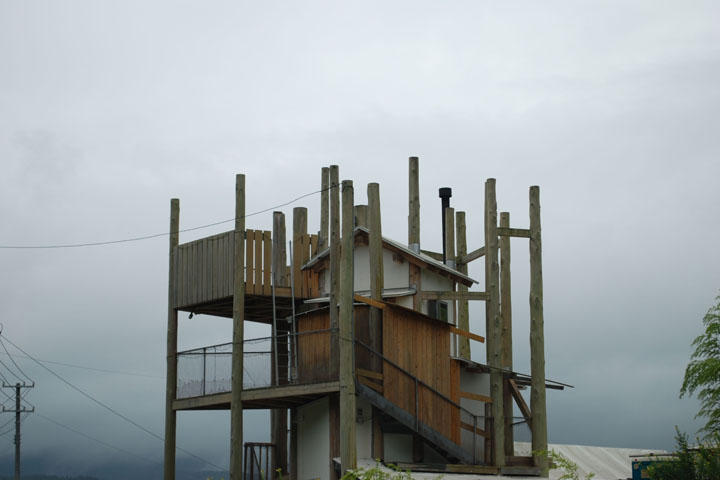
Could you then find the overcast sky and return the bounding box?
[1,1,719,476]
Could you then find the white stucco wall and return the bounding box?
[297,397,330,480]
[355,397,373,460]
[459,368,490,461]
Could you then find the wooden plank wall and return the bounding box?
[382,306,460,443]
[296,309,336,383]
[173,230,235,308]
[245,229,272,296]
[292,233,320,299]
[172,230,322,309]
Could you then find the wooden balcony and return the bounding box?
[170,229,322,321]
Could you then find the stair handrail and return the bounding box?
[354,337,484,420]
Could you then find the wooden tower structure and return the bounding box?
[163,159,560,479]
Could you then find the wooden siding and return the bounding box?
[172,230,320,309]
[296,309,337,384]
[382,306,460,444]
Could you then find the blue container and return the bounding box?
[631,459,654,479]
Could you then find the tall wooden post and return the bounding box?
[444,207,456,355]
[485,179,505,467]
[230,175,246,479]
[529,186,548,476]
[500,212,514,457]
[330,166,340,374]
[339,180,357,474]
[292,207,308,297]
[367,182,384,460]
[354,205,368,228]
[163,198,179,480]
[408,157,422,311]
[272,212,288,478]
[455,211,471,360]
[408,157,420,253]
[321,167,330,250]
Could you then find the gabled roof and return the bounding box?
[302,226,478,287]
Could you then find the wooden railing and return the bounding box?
[172,230,320,308]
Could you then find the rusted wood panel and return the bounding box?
[382,306,456,443]
[297,310,335,384]
[292,236,302,297]
[254,230,263,293]
[263,231,271,296]
[226,231,234,298]
[246,229,255,295]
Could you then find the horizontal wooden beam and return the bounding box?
[497,227,530,238]
[353,294,386,309]
[459,391,493,403]
[509,379,532,430]
[460,421,490,439]
[356,368,383,381]
[357,376,383,394]
[458,246,485,265]
[244,381,340,402]
[422,291,490,301]
[394,463,498,475]
[420,249,443,262]
[449,326,485,344]
[173,392,231,410]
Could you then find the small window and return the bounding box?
[427,300,449,322]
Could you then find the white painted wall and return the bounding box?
[355,397,372,460]
[459,367,490,461]
[297,397,330,480]
[319,243,414,297]
[383,433,414,463]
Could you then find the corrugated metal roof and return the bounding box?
[354,442,666,480]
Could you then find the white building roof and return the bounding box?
[302,226,478,286]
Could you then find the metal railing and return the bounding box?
[354,338,490,464]
[243,442,275,480]
[176,329,338,399]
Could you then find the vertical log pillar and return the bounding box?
[230,174,246,479]
[163,198,179,480]
[339,180,357,474]
[408,157,422,311]
[321,167,330,250]
[408,157,420,253]
[529,186,548,476]
[368,182,384,460]
[354,205,368,228]
[292,207,308,297]
[485,179,505,467]
[455,212,471,360]
[330,165,341,376]
[500,212,514,457]
[272,212,288,478]
[444,207,456,355]
[290,208,307,480]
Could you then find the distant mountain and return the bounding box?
[0,454,228,480]
[0,476,99,480]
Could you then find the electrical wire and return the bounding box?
[0,352,162,379]
[0,183,339,250]
[35,413,156,463]
[0,334,226,471]
[0,337,34,384]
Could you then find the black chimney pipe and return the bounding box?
[439,187,452,263]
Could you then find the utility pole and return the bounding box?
[3,382,34,480]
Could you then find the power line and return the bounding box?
[0,334,226,471]
[0,183,338,250]
[35,413,156,463]
[0,338,33,385]
[0,352,162,379]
